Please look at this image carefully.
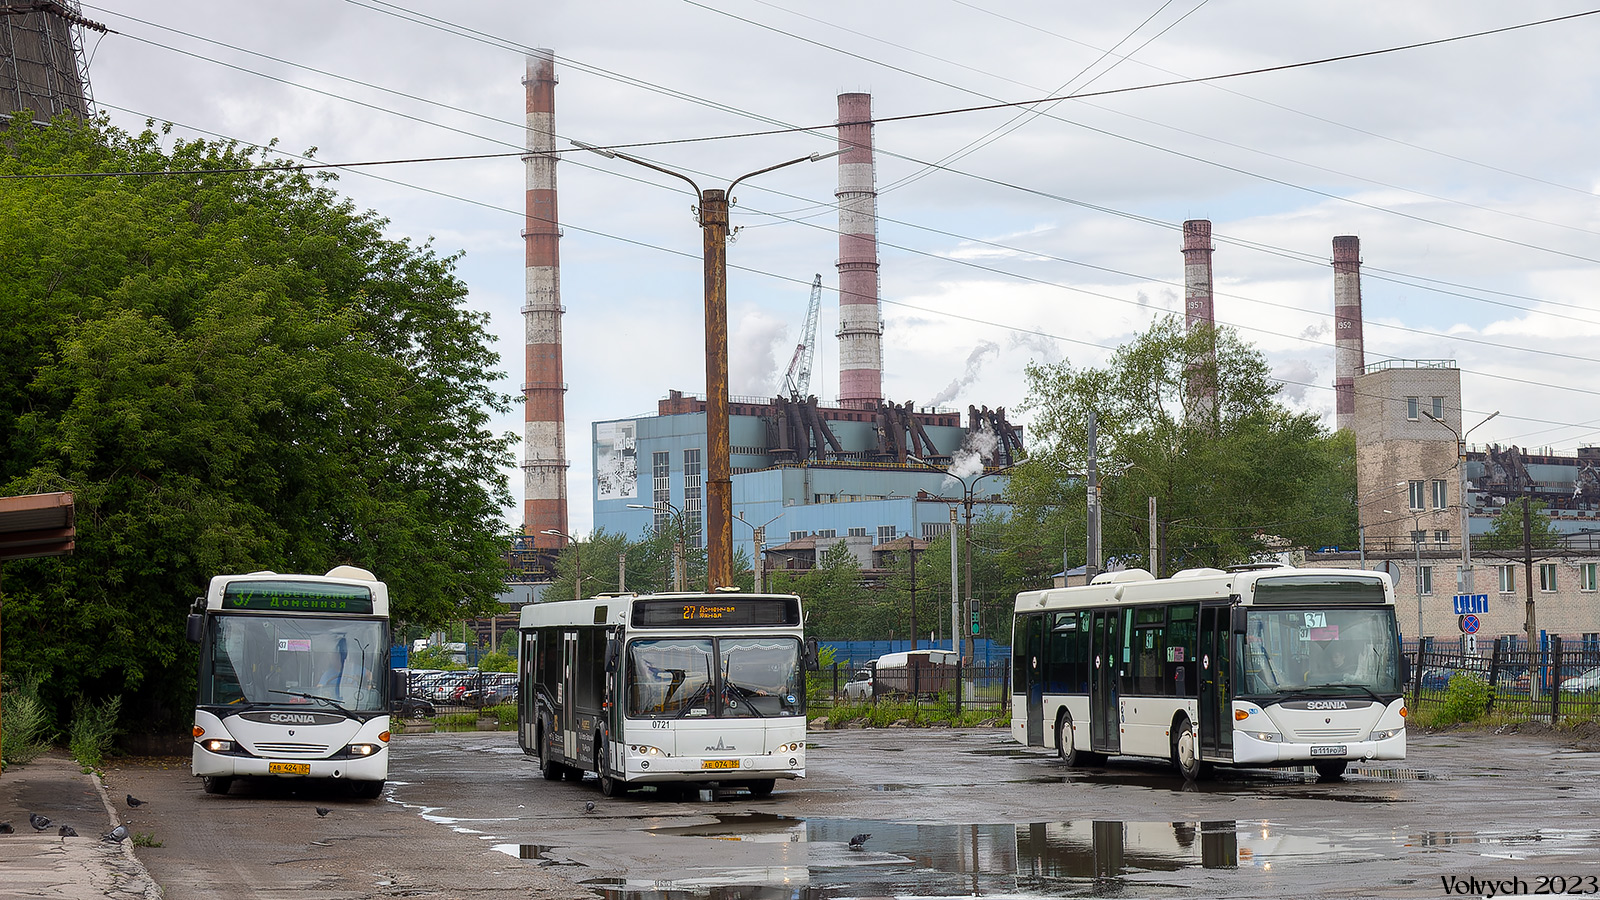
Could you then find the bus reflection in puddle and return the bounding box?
[575,816,1396,900]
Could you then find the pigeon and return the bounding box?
[847,833,870,851]
[0,822,13,834]
[315,807,331,818]
[58,825,77,838]
[125,794,146,808]
[102,825,129,843]
[29,813,50,832]
[583,800,596,814]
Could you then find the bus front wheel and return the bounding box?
[597,741,624,797]
[746,779,775,797]
[538,725,563,782]
[1172,717,1210,781]
[1057,713,1104,768]
[351,779,385,800]
[202,776,232,796]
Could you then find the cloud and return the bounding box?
[730,309,791,397]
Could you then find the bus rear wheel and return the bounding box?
[538,726,563,782]
[597,743,624,797]
[1056,713,1104,768]
[1172,717,1210,781]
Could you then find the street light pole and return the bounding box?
[1383,510,1425,643]
[1425,409,1499,605]
[578,141,844,589]
[909,455,1017,661]
[542,529,581,599]
[628,502,688,592]
[735,511,782,594]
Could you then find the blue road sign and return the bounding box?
[1460,614,1481,635]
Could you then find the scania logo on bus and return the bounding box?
[238,711,344,726]
[1306,700,1348,710]
[1280,699,1371,711]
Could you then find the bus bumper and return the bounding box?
[1232,731,1407,765]
[192,743,390,781]
[624,752,805,782]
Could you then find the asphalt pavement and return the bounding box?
[0,749,162,899]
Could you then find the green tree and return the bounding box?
[0,114,516,732]
[1478,498,1563,554]
[1012,316,1355,572]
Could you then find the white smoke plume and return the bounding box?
[945,420,998,485]
[1008,330,1060,364]
[929,340,999,406]
[730,310,791,396]
[1301,320,1331,340]
[1275,358,1320,404]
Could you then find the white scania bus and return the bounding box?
[519,592,809,797]
[1012,565,1405,780]
[188,566,392,798]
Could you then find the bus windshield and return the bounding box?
[200,615,387,713]
[626,637,803,719]
[1238,606,1402,697]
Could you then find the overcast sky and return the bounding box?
[82,1,1600,535]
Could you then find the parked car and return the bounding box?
[393,697,436,719]
[1561,666,1600,692]
[843,668,874,701]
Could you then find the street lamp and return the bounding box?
[1423,409,1499,607]
[909,455,1017,661]
[578,140,844,590]
[1383,510,1426,643]
[628,503,687,592]
[735,511,782,594]
[542,529,582,600]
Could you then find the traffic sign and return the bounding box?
[1452,594,1489,615]
[1460,614,1481,635]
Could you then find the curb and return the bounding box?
[87,766,163,899]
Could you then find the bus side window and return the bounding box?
[1167,604,1198,698]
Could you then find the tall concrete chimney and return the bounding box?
[1182,220,1216,419]
[1333,235,1365,432]
[522,50,569,547]
[836,92,882,410]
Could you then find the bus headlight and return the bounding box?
[202,739,234,753]
[1246,731,1280,743]
[631,744,664,756]
[776,742,803,753]
[345,743,383,757]
[1370,727,1404,741]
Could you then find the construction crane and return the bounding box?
[782,274,823,399]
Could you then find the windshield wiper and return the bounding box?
[270,689,357,718]
[672,683,714,718]
[722,683,767,717]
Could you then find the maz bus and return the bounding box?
[519,592,809,798]
[188,566,392,798]
[1012,565,1405,780]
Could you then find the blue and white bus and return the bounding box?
[188,566,392,798]
[1012,565,1406,780]
[519,592,809,797]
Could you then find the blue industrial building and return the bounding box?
[591,390,1024,573]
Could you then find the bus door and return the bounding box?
[1090,609,1120,753]
[1198,605,1233,760]
[1019,613,1044,745]
[563,631,579,763]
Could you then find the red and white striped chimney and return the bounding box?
[1332,235,1365,432]
[522,50,569,547]
[1182,219,1214,332]
[836,92,882,410]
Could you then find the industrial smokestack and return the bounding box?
[1182,220,1216,420]
[836,92,883,410]
[1332,235,1365,432]
[523,50,570,547]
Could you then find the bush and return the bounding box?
[486,703,517,728]
[69,695,122,769]
[1,675,54,769]
[1433,674,1492,726]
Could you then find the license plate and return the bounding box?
[269,762,311,775]
[1310,745,1347,757]
[701,759,740,770]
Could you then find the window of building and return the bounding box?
[1406,397,1419,420]
[1499,565,1515,594]
[815,529,836,539]
[1432,480,1447,510]
[1540,563,1557,592]
[847,527,867,538]
[922,523,949,540]
[877,525,897,543]
[1418,566,1433,596]
[1582,563,1598,593]
[683,449,703,550]
[1408,480,1425,510]
[789,531,807,542]
[1431,396,1445,419]
[651,452,671,534]
[1434,529,1450,546]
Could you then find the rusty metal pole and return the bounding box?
[699,188,734,590]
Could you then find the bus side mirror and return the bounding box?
[1230,607,1248,635]
[389,670,405,706]
[186,614,204,644]
[804,638,820,671]
[604,636,620,674]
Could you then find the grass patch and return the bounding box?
[1,675,54,771]
[132,832,162,848]
[69,695,121,770]
[485,703,517,729]
[813,698,999,728]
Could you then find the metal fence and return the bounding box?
[1407,636,1600,721]
[808,661,1011,713]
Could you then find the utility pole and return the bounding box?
[1148,496,1158,577]
[908,541,918,651]
[949,507,959,655]
[1085,412,1101,581]
[618,551,626,592]
[1523,492,1538,667]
